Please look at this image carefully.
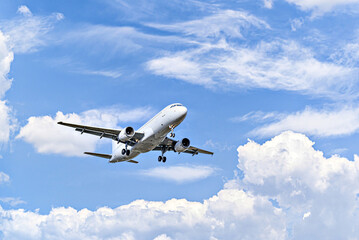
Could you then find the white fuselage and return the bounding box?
[111,103,187,162]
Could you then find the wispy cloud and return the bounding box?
[204,140,235,152]
[0,172,10,184]
[147,9,270,39]
[0,5,64,53]
[140,165,218,183]
[248,106,359,137]
[77,69,122,79]
[0,197,26,207]
[230,111,283,123]
[147,39,357,99]
[284,0,359,16]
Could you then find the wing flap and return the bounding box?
[58,121,144,143]
[186,146,214,155]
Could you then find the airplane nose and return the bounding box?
[180,106,187,117]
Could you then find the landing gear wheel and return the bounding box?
[170,133,176,138]
[126,150,130,156]
[158,156,162,162]
[163,156,167,163]
[121,149,126,155]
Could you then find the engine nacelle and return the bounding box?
[118,126,135,142]
[174,138,190,152]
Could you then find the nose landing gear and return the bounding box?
[169,125,175,138]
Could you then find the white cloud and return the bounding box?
[290,18,304,31]
[0,101,17,143]
[263,0,274,8]
[230,110,283,123]
[65,25,190,56]
[250,106,359,137]
[17,5,32,17]
[204,139,234,152]
[0,172,10,184]
[154,234,172,240]
[0,198,26,207]
[284,0,359,14]
[0,6,64,53]
[302,211,311,220]
[4,132,359,238]
[0,188,284,240]
[147,9,270,39]
[0,31,13,99]
[78,69,122,79]
[148,40,356,98]
[237,131,359,238]
[0,32,15,144]
[140,165,217,183]
[16,107,154,156]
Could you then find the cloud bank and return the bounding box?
[3,131,359,239]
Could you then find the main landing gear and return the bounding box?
[121,149,130,156]
[158,156,166,162]
[121,142,130,156]
[158,145,167,163]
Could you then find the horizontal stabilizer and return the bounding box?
[127,160,139,164]
[84,152,112,159]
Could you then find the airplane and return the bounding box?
[57,103,213,164]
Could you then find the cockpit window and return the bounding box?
[170,104,183,108]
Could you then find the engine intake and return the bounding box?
[174,138,190,152]
[118,126,135,142]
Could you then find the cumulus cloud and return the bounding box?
[0,31,16,144]
[16,107,154,156]
[0,6,64,53]
[249,106,359,137]
[0,31,13,99]
[0,188,284,240]
[237,131,359,238]
[0,101,17,143]
[140,165,217,183]
[3,131,359,238]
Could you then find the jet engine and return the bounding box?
[174,138,190,152]
[118,126,135,142]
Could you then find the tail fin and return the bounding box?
[84,152,112,159]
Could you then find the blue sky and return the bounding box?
[1,0,359,239]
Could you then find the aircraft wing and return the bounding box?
[153,137,213,155]
[57,121,144,144]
